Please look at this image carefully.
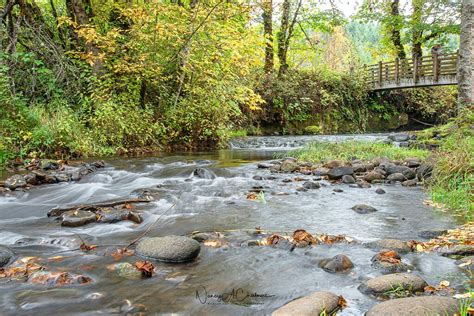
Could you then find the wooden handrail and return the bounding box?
[365,52,459,91]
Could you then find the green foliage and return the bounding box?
[291,141,428,163]
[428,111,474,222]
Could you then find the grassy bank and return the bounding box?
[292,141,428,163]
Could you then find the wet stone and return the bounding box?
[402,179,418,187]
[0,246,14,267]
[24,173,38,185]
[387,173,405,182]
[136,236,201,263]
[417,229,447,239]
[319,254,354,273]
[366,296,458,316]
[364,171,384,182]
[253,175,263,180]
[441,245,474,257]
[402,168,416,180]
[371,250,411,273]
[358,273,427,296]
[272,291,341,316]
[257,163,273,169]
[60,210,97,227]
[351,204,378,214]
[366,239,411,253]
[312,167,329,176]
[303,181,320,190]
[333,188,343,193]
[327,167,354,180]
[375,188,386,194]
[192,168,216,179]
[96,209,142,224]
[280,160,298,173]
[342,175,356,184]
[4,175,27,190]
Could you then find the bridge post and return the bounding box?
[395,58,400,84]
[378,61,383,87]
[413,57,419,84]
[433,53,439,82]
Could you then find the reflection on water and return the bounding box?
[0,135,467,315]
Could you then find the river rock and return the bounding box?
[327,167,353,180]
[112,262,142,279]
[24,173,38,185]
[54,173,70,182]
[441,245,474,257]
[191,233,211,242]
[364,171,384,182]
[455,256,473,271]
[4,175,27,190]
[404,158,422,168]
[0,246,14,267]
[272,291,341,316]
[136,236,200,263]
[371,250,411,273]
[373,157,392,166]
[303,181,320,189]
[352,163,367,173]
[387,173,405,182]
[192,168,216,179]
[96,208,142,224]
[313,167,329,176]
[323,160,346,169]
[357,181,372,188]
[60,210,97,227]
[42,161,60,170]
[375,188,386,194]
[257,163,273,169]
[352,204,378,214]
[384,164,410,175]
[319,254,354,273]
[402,169,417,180]
[402,179,418,187]
[342,175,356,184]
[280,159,298,173]
[358,273,427,296]
[366,296,458,316]
[416,163,434,180]
[388,133,410,142]
[417,229,447,239]
[366,239,411,253]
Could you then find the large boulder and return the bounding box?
[327,167,354,180]
[4,175,27,190]
[352,204,378,214]
[366,296,458,316]
[272,291,341,316]
[60,210,97,227]
[319,254,354,273]
[366,239,411,253]
[358,273,427,296]
[280,159,298,173]
[136,236,200,263]
[0,246,14,267]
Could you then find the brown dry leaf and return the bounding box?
[318,234,347,244]
[122,203,135,210]
[338,295,347,308]
[203,239,227,248]
[378,250,401,264]
[80,243,97,252]
[28,271,92,286]
[246,193,257,200]
[424,285,437,293]
[266,234,284,245]
[135,261,154,277]
[0,257,44,280]
[292,229,317,246]
[111,248,134,261]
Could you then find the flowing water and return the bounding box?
[0,134,467,315]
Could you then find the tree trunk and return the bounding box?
[390,0,406,59]
[458,0,474,107]
[411,0,424,59]
[277,0,290,76]
[66,0,102,74]
[262,0,274,76]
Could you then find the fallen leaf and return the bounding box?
[424,285,437,293]
[246,193,257,200]
[28,271,92,286]
[439,280,450,288]
[338,295,347,308]
[122,203,135,210]
[111,248,134,261]
[135,261,154,277]
[292,229,317,246]
[80,243,97,252]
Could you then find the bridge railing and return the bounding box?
[366,52,458,90]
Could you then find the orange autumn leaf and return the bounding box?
[135,261,154,277]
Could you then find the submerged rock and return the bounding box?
[272,291,341,316]
[375,188,386,194]
[319,254,354,273]
[351,204,378,214]
[302,181,320,190]
[366,296,458,316]
[136,236,200,263]
[192,168,216,179]
[366,239,411,253]
[0,246,14,267]
[358,273,427,296]
[60,210,97,227]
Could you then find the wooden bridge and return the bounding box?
[366,53,458,91]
